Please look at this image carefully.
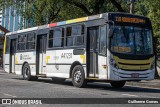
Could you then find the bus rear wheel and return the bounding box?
[72,65,87,88]
[110,81,126,88]
[22,63,38,81]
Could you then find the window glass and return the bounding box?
[66,25,84,47]
[66,27,71,36]
[26,33,35,50]
[74,36,83,46]
[54,28,62,38]
[48,28,64,48]
[99,25,107,55]
[6,37,10,53]
[66,27,73,46]
[111,26,153,55]
[17,35,26,51]
[49,30,53,48]
[72,25,81,35]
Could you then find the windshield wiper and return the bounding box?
[122,26,129,43]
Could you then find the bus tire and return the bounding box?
[51,77,66,83]
[22,63,33,81]
[110,81,126,88]
[32,76,38,81]
[72,65,87,88]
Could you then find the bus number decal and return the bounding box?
[61,53,72,59]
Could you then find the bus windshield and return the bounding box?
[110,26,153,55]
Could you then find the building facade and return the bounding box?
[2,6,25,32]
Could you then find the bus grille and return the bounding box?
[113,56,154,71]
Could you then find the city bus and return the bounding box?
[3,12,155,88]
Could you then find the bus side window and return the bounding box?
[17,34,26,51]
[48,30,53,48]
[66,27,72,46]
[66,25,84,47]
[72,25,84,46]
[26,32,35,50]
[99,25,107,55]
[53,28,64,47]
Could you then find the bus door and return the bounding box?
[36,34,47,74]
[10,39,16,73]
[87,27,99,77]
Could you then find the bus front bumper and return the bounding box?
[109,66,155,81]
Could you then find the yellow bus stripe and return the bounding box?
[3,35,6,54]
[114,56,154,64]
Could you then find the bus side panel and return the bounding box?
[4,54,10,73]
[98,55,107,80]
[15,52,36,76]
[46,49,86,78]
[45,50,57,75]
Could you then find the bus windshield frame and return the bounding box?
[110,25,153,55]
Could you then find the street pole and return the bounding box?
[130,0,134,14]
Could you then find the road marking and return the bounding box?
[3,93,17,98]
[121,94,138,97]
[0,92,17,98]
[126,85,160,90]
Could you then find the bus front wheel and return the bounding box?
[72,65,87,88]
[110,81,126,88]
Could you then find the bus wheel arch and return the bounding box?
[21,62,28,75]
[71,65,87,88]
[22,62,38,81]
[69,61,82,78]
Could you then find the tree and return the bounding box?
[63,0,127,16]
[0,0,129,26]
[135,0,160,78]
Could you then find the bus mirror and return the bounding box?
[109,29,113,38]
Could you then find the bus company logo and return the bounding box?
[20,54,32,60]
[55,65,59,70]
[2,99,11,104]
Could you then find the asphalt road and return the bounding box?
[0,70,160,107]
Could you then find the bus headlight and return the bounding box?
[110,57,119,69]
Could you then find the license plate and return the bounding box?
[131,73,139,78]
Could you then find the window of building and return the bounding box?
[26,32,35,50]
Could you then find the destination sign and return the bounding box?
[115,17,145,24]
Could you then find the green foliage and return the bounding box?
[135,0,160,37]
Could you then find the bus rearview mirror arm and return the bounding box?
[105,20,115,38]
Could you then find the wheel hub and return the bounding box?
[74,70,82,83]
[24,68,29,78]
